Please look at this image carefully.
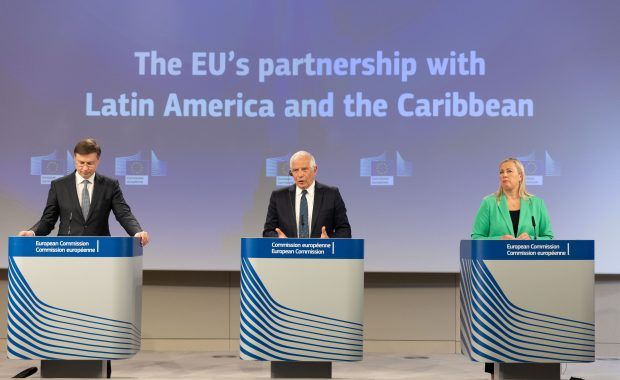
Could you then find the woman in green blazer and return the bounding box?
[472,157,553,377]
[471,158,553,240]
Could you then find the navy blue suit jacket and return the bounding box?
[31,171,142,237]
[262,181,351,238]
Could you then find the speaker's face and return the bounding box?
[499,161,522,194]
[290,155,317,190]
[74,152,100,179]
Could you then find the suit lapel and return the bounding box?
[497,194,514,235]
[288,185,297,237]
[311,182,324,235]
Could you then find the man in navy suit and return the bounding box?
[19,138,149,245]
[263,151,351,238]
[18,138,148,378]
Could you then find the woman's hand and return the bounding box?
[517,233,531,240]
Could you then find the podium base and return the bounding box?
[271,361,332,378]
[494,363,560,380]
[41,360,109,378]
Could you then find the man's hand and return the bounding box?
[275,228,287,238]
[135,231,150,246]
[17,231,35,237]
[517,233,531,240]
[500,234,515,240]
[321,226,329,239]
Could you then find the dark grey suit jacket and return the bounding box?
[31,171,143,237]
[262,181,351,238]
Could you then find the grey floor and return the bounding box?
[1,352,618,379]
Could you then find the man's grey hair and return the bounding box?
[290,151,317,168]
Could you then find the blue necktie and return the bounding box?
[299,190,309,238]
[81,180,91,219]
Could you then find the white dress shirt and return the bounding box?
[75,172,95,208]
[295,181,315,237]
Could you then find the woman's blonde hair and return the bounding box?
[495,157,532,201]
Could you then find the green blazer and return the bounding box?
[471,194,554,240]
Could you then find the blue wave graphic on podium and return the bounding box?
[240,257,363,361]
[460,259,594,363]
[7,257,141,360]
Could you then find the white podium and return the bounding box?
[7,236,142,377]
[239,238,364,378]
[460,240,594,379]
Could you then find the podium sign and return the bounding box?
[7,237,142,360]
[460,240,594,363]
[240,238,364,361]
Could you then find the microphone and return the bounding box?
[68,212,72,236]
[531,216,537,240]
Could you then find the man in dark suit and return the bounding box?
[263,151,351,238]
[19,138,149,245]
[18,138,148,377]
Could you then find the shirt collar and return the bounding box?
[75,171,95,184]
[296,181,316,197]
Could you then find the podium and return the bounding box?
[239,238,364,378]
[460,240,594,379]
[7,236,142,377]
